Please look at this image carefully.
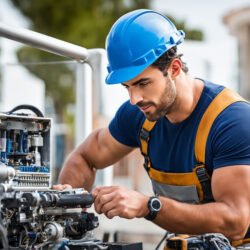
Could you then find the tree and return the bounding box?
[170,18,203,41]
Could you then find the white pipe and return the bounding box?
[0,22,89,61]
[75,63,93,146]
[87,49,113,186]
[87,48,107,115]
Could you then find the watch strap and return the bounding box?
[145,209,158,221]
[144,196,161,221]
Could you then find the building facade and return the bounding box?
[224,7,250,100]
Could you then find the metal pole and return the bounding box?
[75,63,93,146]
[0,22,89,62]
[87,49,113,186]
[87,49,107,115]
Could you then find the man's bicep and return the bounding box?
[77,127,134,169]
[210,103,250,169]
[212,165,250,221]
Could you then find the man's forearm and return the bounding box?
[58,150,96,191]
[153,196,248,241]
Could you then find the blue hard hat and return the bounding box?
[105,9,185,84]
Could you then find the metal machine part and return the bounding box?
[44,222,64,241]
[0,188,99,249]
[0,109,51,190]
[0,163,15,183]
[0,106,143,250]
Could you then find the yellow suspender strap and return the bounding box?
[140,119,156,170]
[194,88,250,238]
[232,238,250,247]
[140,119,156,155]
[195,88,246,164]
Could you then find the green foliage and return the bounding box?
[169,17,203,41]
[10,0,151,49]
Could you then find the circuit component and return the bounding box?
[0,108,51,190]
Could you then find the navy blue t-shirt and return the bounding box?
[109,81,250,174]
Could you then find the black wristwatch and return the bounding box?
[144,196,162,221]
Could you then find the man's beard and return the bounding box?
[137,77,176,121]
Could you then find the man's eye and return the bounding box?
[139,82,149,87]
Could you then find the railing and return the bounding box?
[0,22,111,185]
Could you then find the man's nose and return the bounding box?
[129,88,143,105]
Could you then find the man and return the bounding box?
[57,9,250,242]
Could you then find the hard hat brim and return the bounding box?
[105,63,152,85]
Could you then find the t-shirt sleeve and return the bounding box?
[108,101,143,148]
[208,102,250,169]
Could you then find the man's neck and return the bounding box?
[166,74,204,124]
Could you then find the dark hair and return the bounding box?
[152,46,188,74]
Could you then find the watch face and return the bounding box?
[151,197,161,211]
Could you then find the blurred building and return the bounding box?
[224,7,250,100]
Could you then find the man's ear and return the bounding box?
[169,58,182,80]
